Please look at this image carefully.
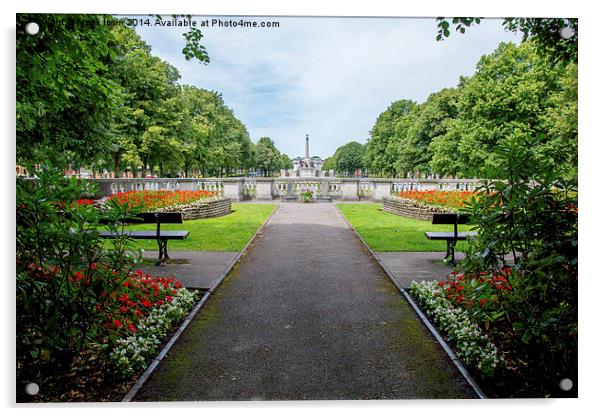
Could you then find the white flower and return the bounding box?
[109,288,198,378]
[408,280,505,377]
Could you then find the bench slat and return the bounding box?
[97,230,189,240]
[431,213,471,225]
[424,231,477,241]
[135,212,184,224]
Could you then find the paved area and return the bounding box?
[135,203,474,401]
[138,251,238,290]
[376,252,464,288]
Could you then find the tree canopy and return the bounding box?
[329,141,365,177]
[16,14,289,177]
[436,17,578,64]
[352,40,577,181]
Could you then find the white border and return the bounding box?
[3,1,599,415]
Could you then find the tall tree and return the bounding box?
[333,141,365,177]
[396,88,459,177]
[429,42,570,178]
[364,99,416,177]
[17,14,123,166]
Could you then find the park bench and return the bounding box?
[98,212,189,265]
[424,213,477,266]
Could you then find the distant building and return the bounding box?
[281,134,332,178]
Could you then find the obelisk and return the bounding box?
[305,134,309,160]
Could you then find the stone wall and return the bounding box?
[382,196,453,220]
[22,177,482,202]
[158,197,231,220]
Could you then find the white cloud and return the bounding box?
[135,16,521,158]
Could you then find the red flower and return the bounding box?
[113,319,123,329]
[128,323,136,333]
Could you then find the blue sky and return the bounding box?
[133,16,521,159]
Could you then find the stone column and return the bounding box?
[255,178,274,200]
[341,179,360,201]
[222,178,244,202]
[371,180,392,201]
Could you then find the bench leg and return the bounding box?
[444,240,457,266]
[156,239,170,266]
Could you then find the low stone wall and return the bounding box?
[158,197,232,220]
[382,196,453,220]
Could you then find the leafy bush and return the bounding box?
[300,189,313,203]
[460,135,577,396]
[16,167,142,375]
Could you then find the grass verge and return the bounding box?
[125,203,276,252]
[337,203,472,252]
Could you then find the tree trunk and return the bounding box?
[113,153,122,178]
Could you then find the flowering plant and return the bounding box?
[409,280,504,378]
[300,189,313,203]
[397,190,477,210]
[437,268,513,330]
[108,287,198,378]
[107,190,216,211]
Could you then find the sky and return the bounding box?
[133,16,521,159]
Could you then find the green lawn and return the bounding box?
[124,203,276,252]
[337,203,473,252]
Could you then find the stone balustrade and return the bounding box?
[32,177,482,202]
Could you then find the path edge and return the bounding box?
[334,205,487,400]
[121,204,280,402]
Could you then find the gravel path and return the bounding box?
[134,203,474,401]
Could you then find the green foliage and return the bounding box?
[16,14,123,166]
[300,190,313,203]
[330,141,365,176]
[16,166,141,374]
[17,14,287,177]
[255,137,290,176]
[182,27,210,63]
[436,17,577,64]
[364,99,416,177]
[429,42,576,179]
[460,135,577,396]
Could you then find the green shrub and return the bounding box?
[16,167,141,375]
[460,135,577,396]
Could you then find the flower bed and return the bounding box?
[103,190,231,219]
[408,276,506,378]
[382,195,454,220]
[155,196,232,220]
[64,267,200,379]
[107,190,217,211]
[108,280,198,378]
[397,190,478,210]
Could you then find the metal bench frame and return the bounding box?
[98,212,189,265]
[425,213,476,266]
